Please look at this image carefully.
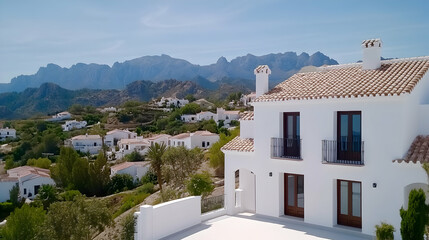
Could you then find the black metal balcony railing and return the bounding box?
[322,140,364,165]
[201,195,224,213]
[271,138,302,159]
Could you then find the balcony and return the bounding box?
[271,138,302,160]
[322,140,364,165]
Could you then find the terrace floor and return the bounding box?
[163,213,373,240]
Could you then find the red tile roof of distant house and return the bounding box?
[395,135,429,163]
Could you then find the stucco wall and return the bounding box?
[135,196,201,240]
[20,176,55,199]
[0,181,18,202]
[224,83,429,238]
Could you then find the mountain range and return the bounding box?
[0,52,338,93]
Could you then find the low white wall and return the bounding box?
[135,196,202,240]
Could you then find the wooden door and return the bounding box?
[337,180,362,228]
[284,173,304,218]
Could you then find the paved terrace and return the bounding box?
[163,213,373,240]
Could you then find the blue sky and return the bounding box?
[1,0,428,83]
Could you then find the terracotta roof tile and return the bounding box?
[239,111,254,121]
[221,137,254,152]
[111,161,149,171]
[362,39,382,48]
[255,57,429,102]
[394,135,429,163]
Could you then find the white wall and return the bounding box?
[0,181,18,202]
[190,134,219,149]
[20,176,55,200]
[135,196,201,240]
[223,87,429,238]
[240,120,254,139]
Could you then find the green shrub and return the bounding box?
[141,183,155,194]
[121,213,136,240]
[186,172,214,198]
[108,174,135,194]
[60,190,82,201]
[0,202,14,220]
[400,188,428,240]
[140,171,157,185]
[375,222,395,240]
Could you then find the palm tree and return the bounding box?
[146,142,167,191]
[36,184,58,210]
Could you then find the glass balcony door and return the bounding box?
[337,111,361,161]
[337,180,361,228]
[284,173,304,218]
[283,112,300,158]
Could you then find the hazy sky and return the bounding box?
[1,0,428,83]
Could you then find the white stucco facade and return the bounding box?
[111,161,150,182]
[0,128,16,141]
[70,134,103,154]
[62,120,87,131]
[223,58,429,239]
[105,129,137,147]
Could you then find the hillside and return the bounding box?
[0,79,253,119]
[0,52,338,93]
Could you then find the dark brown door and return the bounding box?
[337,111,361,161]
[337,180,362,228]
[283,112,300,158]
[284,173,304,218]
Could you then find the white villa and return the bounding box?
[105,129,137,147]
[220,39,429,239]
[181,108,240,125]
[47,111,71,121]
[156,97,189,108]
[111,161,150,182]
[117,138,150,157]
[0,127,16,141]
[62,120,87,131]
[70,134,103,154]
[241,92,256,106]
[169,130,219,149]
[146,134,171,146]
[0,166,55,202]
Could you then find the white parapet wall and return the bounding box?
[134,196,202,240]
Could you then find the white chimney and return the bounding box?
[254,65,271,97]
[361,39,382,70]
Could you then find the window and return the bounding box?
[34,185,41,195]
[207,142,210,146]
[337,180,361,228]
[337,111,361,161]
[24,188,27,195]
[202,141,206,148]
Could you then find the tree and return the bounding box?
[88,152,111,196]
[146,142,167,191]
[400,188,428,240]
[124,151,145,162]
[26,157,52,169]
[43,198,112,240]
[34,184,58,210]
[108,174,135,194]
[9,185,21,208]
[208,128,239,176]
[180,103,201,115]
[1,205,46,240]
[186,172,214,198]
[121,213,136,240]
[185,94,196,102]
[162,146,204,188]
[51,147,80,188]
[71,157,90,194]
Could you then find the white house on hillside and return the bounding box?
[147,134,171,146]
[111,161,150,182]
[47,111,71,121]
[105,129,137,147]
[156,97,189,108]
[216,108,240,124]
[0,166,55,202]
[241,92,256,106]
[197,111,216,121]
[170,131,219,149]
[117,138,150,158]
[221,39,429,239]
[0,128,16,141]
[70,134,102,154]
[62,120,87,131]
[181,114,198,123]
[181,108,240,125]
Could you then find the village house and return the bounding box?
[117,138,150,158]
[181,114,198,123]
[61,120,87,131]
[0,166,55,202]
[156,97,189,108]
[105,129,137,147]
[221,39,429,239]
[110,161,150,182]
[0,127,16,141]
[169,131,219,149]
[241,92,256,106]
[180,108,240,125]
[146,134,171,146]
[46,111,71,121]
[69,134,102,154]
